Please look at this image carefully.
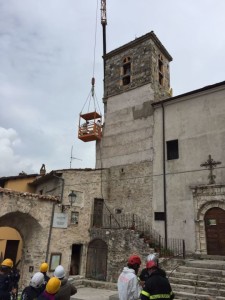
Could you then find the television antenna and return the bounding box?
[70,146,82,168]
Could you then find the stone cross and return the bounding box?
[200,154,221,184]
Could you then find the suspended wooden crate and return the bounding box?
[78,111,102,142]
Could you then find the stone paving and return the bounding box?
[71,287,118,300]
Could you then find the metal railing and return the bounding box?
[91,213,185,259]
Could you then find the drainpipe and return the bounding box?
[162,103,168,249]
[45,174,65,261]
[45,202,55,262]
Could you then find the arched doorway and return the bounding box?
[205,207,225,255]
[0,211,47,287]
[86,239,107,281]
[0,227,23,266]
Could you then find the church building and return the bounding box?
[0,30,225,287]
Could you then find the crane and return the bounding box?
[101,0,107,80]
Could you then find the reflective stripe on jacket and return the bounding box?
[140,269,174,300]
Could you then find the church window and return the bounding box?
[71,211,79,225]
[154,212,165,221]
[166,139,179,160]
[122,57,131,86]
[158,55,164,85]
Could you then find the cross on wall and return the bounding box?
[200,154,221,184]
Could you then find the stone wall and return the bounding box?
[0,188,57,288]
[90,228,152,282]
[105,161,153,218]
[104,32,171,100]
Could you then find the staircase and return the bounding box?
[70,258,225,300]
[168,258,225,299]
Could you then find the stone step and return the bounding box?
[169,271,225,283]
[173,284,225,297]
[185,259,225,270]
[174,291,225,300]
[170,276,225,289]
[177,266,224,277]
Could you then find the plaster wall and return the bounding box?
[4,177,36,193]
[96,84,155,169]
[152,86,225,252]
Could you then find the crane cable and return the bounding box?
[80,0,101,115]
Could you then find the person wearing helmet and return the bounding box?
[0,258,15,300]
[39,263,50,288]
[37,277,61,300]
[117,255,142,300]
[139,252,166,286]
[21,272,44,300]
[140,261,174,300]
[53,265,77,300]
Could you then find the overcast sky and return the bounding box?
[0,0,225,177]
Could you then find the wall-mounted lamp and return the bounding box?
[61,190,77,212]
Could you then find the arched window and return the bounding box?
[122,57,131,86]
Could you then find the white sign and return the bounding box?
[53,213,68,228]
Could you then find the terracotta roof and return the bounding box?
[0,187,59,202]
[30,168,102,186]
[0,174,38,185]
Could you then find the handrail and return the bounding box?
[91,212,185,258]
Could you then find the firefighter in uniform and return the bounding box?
[140,261,174,300]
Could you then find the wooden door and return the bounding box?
[92,198,104,227]
[205,207,225,255]
[4,240,19,264]
[86,239,107,281]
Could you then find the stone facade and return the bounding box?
[89,228,152,282]
[96,31,172,169]
[0,188,58,287]
[105,162,153,218]
[104,31,172,100]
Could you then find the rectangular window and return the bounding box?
[71,212,79,225]
[154,212,165,221]
[206,219,217,226]
[167,139,179,160]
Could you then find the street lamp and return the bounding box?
[61,190,77,212]
[68,190,77,206]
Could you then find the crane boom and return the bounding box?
[101,0,107,25]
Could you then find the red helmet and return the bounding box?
[146,260,157,269]
[128,255,141,265]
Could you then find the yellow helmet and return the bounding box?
[40,262,48,273]
[46,277,61,294]
[1,259,13,268]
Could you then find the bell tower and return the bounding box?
[96,31,172,169]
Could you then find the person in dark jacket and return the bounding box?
[0,259,14,300]
[140,261,174,300]
[39,263,50,288]
[37,277,61,300]
[53,265,77,300]
[21,272,44,300]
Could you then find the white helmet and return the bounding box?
[30,272,44,288]
[54,265,65,279]
[146,253,159,263]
